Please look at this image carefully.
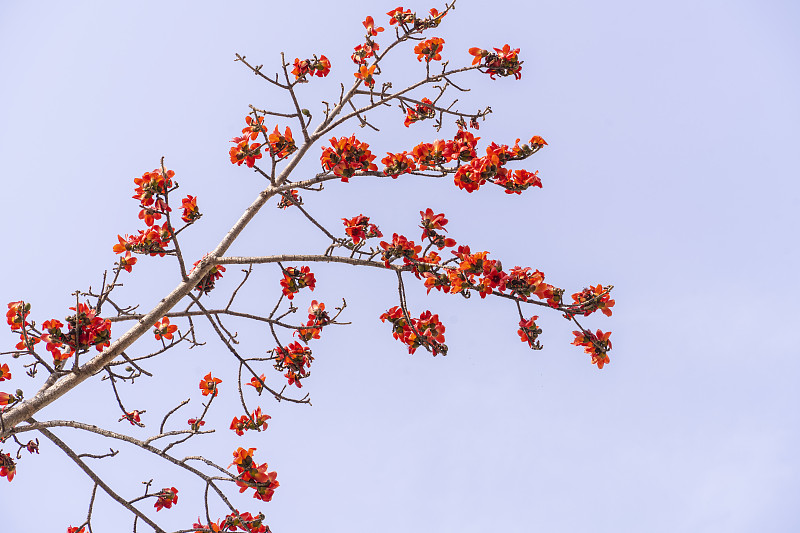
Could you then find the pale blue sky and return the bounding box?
[1,1,799,532]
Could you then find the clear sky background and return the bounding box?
[1,1,799,532]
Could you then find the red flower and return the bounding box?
[387,7,414,25]
[363,16,384,36]
[154,487,178,511]
[0,392,17,406]
[180,195,201,223]
[242,115,268,140]
[403,98,435,127]
[381,151,416,178]
[279,266,316,299]
[0,363,11,382]
[517,316,542,350]
[320,135,378,181]
[121,410,142,425]
[572,329,612,369]
[153,316,178,341]
[229,135,263,168]
[379,233,422,267]
[0,453,15,482]
[468,47,487,65]
[190,259,226,293]
[273,342,314,387]
[187,418,205,431]
[118,252,137,273]
[67,527,86,533]
[342,214,382,244]
[277,189,302,209]
[267,126,297,159]
[246,374,267,394]
[355,64,377,88]
[413,37,445,62]
[199,372,222,397]
[6,301,30,331]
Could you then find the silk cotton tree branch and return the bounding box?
[0,3,616,532]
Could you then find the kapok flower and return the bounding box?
[246,374,267,394]
[0,453,16,482]
[153,316,178,341]
[180,195,201,223]
[154,487,179,511]
[342,214,382,244]
[267,126,297,159]
[0,363,11,382]
[0,391,17,406]
[199,372,222,397]
[118,252,137,273]
[414,37,445,62]
[363,16,384,36]
[229,135,263,168]
[280,266,316,299]
[355,64,377,89]
[242,115,268,140]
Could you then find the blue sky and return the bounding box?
[1,1,799,532]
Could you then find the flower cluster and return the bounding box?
[0,452,16,482]
[379,233,422,267]
[294,300,332,344]
[273,341,313,388]
[192,511,269,533]
[342,214,382,245]
[381,151,416,178]
[154,487,178,512]
[190,258,226,294]
[31,303,112,367]
[277,189,302,209]
[566,285,615,318]
[387,7,447,31]
[517,316,542,350]
[380,307,447,356]
[279,266,316,299]
[291,55,331,81]
[468,44,523,80]
[230,447,279,502]
[112,167,194,258]
[572,329,612,369]
[181,195,201,223]
[230,407,271,436]
[404,98,435,128]
[320,135,378,181]
[230,135,263,168]
[267,126,297,160]
[413,37,445,62]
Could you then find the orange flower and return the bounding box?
[0,363,11,382]
[0,453,16,482]
[118,252,137,273]
[362,16,384,36]
[413,37,445,62]
[154,487,178,511]
[153,316,178,341]
[468,47,486,65]
[180,195,201,223]
[354,64,377,88]
[199,372,222,397]
[0,391,17,406]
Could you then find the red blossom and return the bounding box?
[154,487,178,511]
[199,372,222,397]
[279,266,316,299]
